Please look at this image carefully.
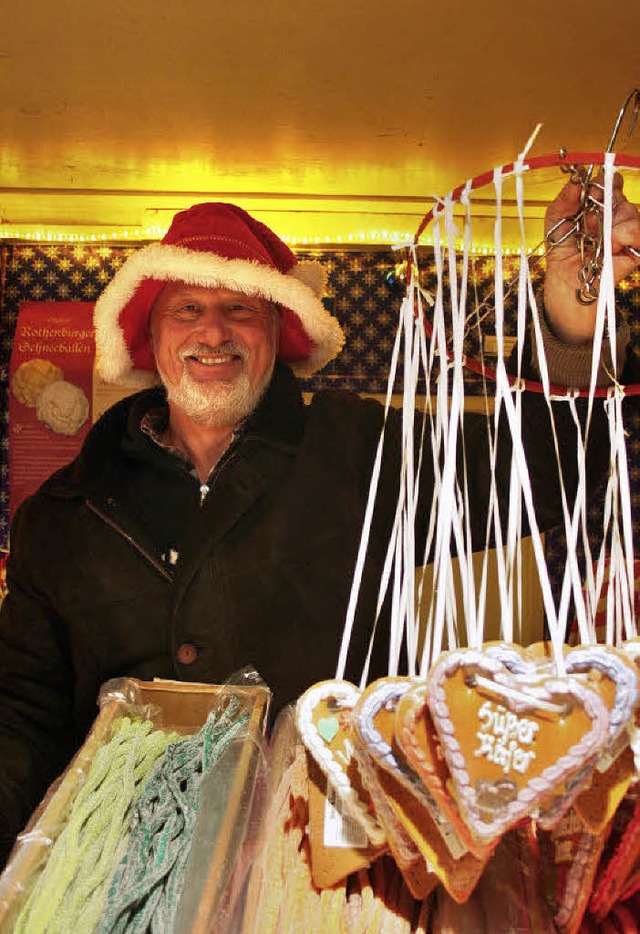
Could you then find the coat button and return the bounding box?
[176,642,199,665]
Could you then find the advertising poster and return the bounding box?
[9,302,96,519]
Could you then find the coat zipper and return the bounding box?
[86,500,172,581]
[86,438,243,572]
[199,440,241,505]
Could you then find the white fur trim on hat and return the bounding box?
[290,260,329,297]
[94,244,345,386]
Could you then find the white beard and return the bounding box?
[157,347,275,428]
[164,367,272,427]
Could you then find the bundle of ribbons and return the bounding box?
[265,154,640,932]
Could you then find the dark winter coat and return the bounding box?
[0,360,611,864]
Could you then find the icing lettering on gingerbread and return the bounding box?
[474,700,539,775]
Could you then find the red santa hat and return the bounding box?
[94,202,345,386]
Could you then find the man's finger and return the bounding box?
[544,177,584,233]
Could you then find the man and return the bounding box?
[0,182,638,867]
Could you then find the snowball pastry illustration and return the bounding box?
[36,380,89,435]
[12,359,63,407]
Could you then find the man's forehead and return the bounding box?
[155,282,262,302]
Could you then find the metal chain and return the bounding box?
[545,88,640,305]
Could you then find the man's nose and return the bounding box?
[195,307,232,343]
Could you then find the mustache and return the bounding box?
[178,341,248,362]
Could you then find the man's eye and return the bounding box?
[174,303,199,317]
[227,303,254,317]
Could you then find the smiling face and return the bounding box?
[149,282,279,428]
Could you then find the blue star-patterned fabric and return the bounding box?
[1,242,639,611]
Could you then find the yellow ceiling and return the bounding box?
[1,0,639,247]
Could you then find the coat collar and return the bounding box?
[242,359,307,449]
[40,361,307,500]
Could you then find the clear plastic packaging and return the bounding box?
[239,707,435,934]
[237,707,300,934]
[0,679,148,931]
[0,669,271,932]
[173,667,271,934]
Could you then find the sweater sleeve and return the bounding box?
[532,305,631,388]
[0,505,75,869]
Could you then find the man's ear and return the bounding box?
[272,302,283,334]
[147,307,157,356]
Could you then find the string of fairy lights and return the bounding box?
[0,225,546,256]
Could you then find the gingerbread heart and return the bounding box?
[622,638,640,666]
[573,744,636,835]
[395,682,493,859]
[352,742,437,900]
[305,751,387,888]
[426,649,610,844]
[296,679,386,846]
[483,642,537,676]
[352,677,468,859]
[621,640,640,775]
[352,677,490,903]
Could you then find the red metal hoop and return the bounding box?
[413,151,640,399]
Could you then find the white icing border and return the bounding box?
[566,645,638,737]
